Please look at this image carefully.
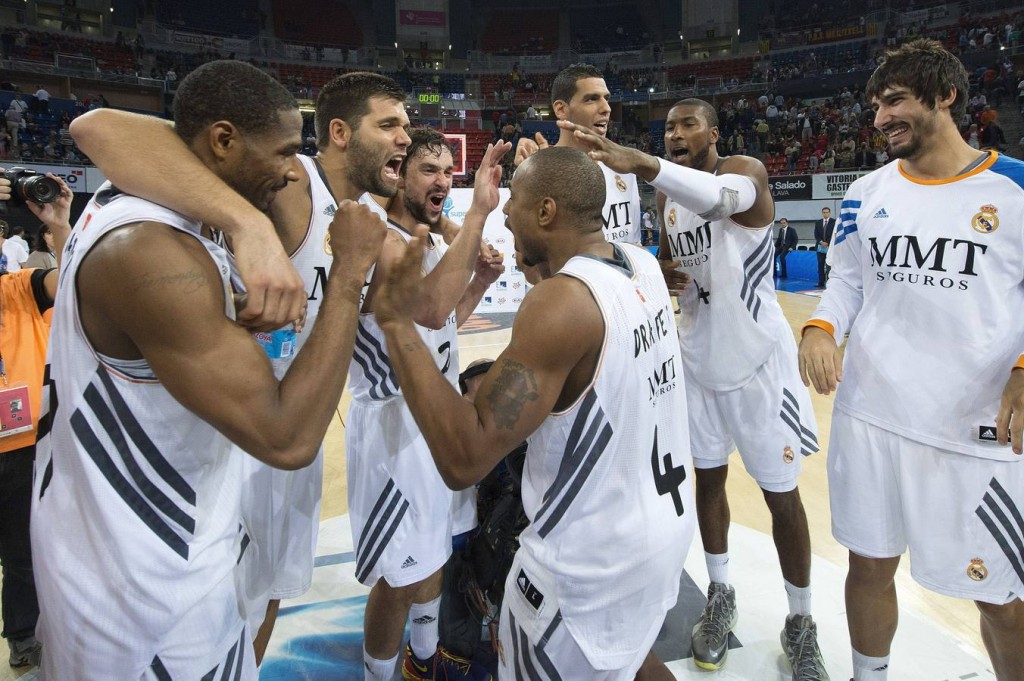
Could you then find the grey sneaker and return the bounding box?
[8,636,41,668]
[780,614,830,680]
[690,582,738,671]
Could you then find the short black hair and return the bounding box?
[173,61,296,144]
[551,63,604,109]
[315,72,406,149]
[672,98,719,128]
[517,147,605,232]
[865,39,968,123]
[401,128,454,176]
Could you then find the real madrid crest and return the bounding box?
[668,208,677,228]
[782,446,795,463]
[967,557,988,581]
[324,233,333,255]
[972,204,998,234]
[614,175,627,193]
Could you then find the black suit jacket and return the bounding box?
[775,226,798,252]
[814,217,836,247]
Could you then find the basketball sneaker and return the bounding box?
[401,644,493,681]
[780,614,830,680]
[690,582,738,671]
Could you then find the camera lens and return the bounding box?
[19,175,60,204]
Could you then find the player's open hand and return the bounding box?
[513,132,549,167]
[376,225,428,326]
[556,120,644,175]
[470,141,512,215]
[798,326,842,395]
[996,368,1024,455]
[232,215,308,333]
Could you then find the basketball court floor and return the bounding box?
[5,277,997,681]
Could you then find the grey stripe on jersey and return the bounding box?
[355,322,399,399]
[355,480,410,583]
[739,230,774,321]
[97,368,196,503]
[535,391,614,539]
[83,383,196,534]
[975,478,1024,584]
[71,408,191,560]
[510,608,564,681]
[780,388,819,456]
[149,628,245,680]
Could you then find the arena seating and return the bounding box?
[157,0,260,38]
[271,0,363,47]
[480,9,559,54]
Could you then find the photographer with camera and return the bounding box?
[0,168,72,668]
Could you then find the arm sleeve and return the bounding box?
[30,268,55,314]
[804,191,865,340]
[648,158,757,221]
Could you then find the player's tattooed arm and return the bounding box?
[487,359,540,430]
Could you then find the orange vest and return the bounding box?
[0,270,51,453]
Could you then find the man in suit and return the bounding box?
[814,206,836,287]
[775,217,798,279]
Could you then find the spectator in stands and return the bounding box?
[965,123,981,149]
[0,223,28,272]
[821,148,836,171]
[25,223,56,270]
[980,120,1006,151]
[32,85,48,115]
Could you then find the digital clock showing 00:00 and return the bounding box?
[418,93,441,104]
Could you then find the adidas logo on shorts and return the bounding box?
[401,556,418,569]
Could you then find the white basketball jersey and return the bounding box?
[663,193,786,390]
[599,161,642,244]
[31,187,243,668]
[517,243,695,669]
[813,152,1024,460]
[348,224,460,402]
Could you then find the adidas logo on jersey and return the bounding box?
[873,208,889,219]
[979,425,998,442]
[323,204,337,217]
[401,556,418,569]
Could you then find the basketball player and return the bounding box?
[561,102,829,680]
[799,40,1024,680]
[373,146,696,680]
[67,71,417,663]
[350,129,509,681]
[513,63,642,244]
[29,61,387,680]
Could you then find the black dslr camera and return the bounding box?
[3,167,61,206]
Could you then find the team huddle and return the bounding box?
[20,38,1024,681]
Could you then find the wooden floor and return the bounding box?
[3,290,987,680]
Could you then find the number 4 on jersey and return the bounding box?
[651,426,687,516]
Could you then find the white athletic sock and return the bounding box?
[705,551,730,586]
[363,648,398,681]
[852,649,890,680]
[409,596,441,661]
[784,579,812,617]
